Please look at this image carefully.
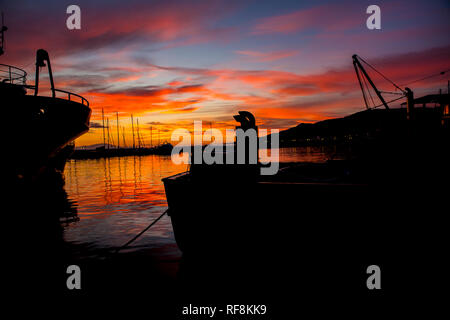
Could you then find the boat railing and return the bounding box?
[1,63,89,107]
[0,63,27,85]
[23,84,90,107]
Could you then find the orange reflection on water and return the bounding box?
[63,155,187,250]
[65,155,188,217]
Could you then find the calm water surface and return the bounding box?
[63,147,338,256]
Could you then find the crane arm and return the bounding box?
[352,54,390,110]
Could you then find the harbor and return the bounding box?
[2,0,449,316]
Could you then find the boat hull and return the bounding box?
[162,168,386,259]
[3,91,91,183]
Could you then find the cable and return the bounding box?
[371,96,405,109]
[357,66,370,109]
[400,69,450,87]
[379,90,404,95]
[362,71,376,108]
[113,209,168,254]
[357,55,405,93]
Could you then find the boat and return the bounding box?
[163,112,378,256]
[1,21,91,185]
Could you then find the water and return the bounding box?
[63,147,337,257]
[64,155,187,256]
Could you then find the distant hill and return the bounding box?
[261,108,415,147]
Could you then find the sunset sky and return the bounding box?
[2,0,449,146]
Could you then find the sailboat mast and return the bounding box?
[136,118,141,149]
[116,112,120,149]
[122,127,127,148]
[131,114,135,149]
[106,118,110,149]
[122,126,127,148]
[102,108,106,148]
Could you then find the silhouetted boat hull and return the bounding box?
[1,51,91,185]
[162,163,381,257]
[4,93,91,183]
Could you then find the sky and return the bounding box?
[1,0,449,146]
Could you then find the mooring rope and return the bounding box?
[114,209,169,254]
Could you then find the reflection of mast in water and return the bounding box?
[68,159,80,197]
[151,153,154,176]
[107,157,113,201]
[133,155,137,197]
[138,154,142,186]
[123,152,127,183]
[102,157,113,204]
[74,160,80,196]
[103,158,108,203]
[117,157,124,199]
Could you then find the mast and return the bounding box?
[102,108,106,148]
[122,126,127,148]
[116,112,120,149]
[106,118,110,149]
[136,118,142,149]
[150,126,152,147]
[131,114,135,149]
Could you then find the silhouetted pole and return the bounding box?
[102,108,106,148]
[122,126,127,148]
[405,87,414,121]
[136,118,141,149]
[106,118,110,149]
[131,114,135,149]
[116,112,120,149]
[150,126,152,147]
